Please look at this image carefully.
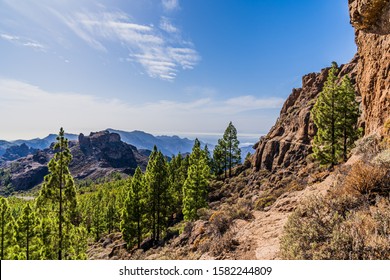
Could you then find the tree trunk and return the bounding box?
[58,147,64,260]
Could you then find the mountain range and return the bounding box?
[0,129,254,163]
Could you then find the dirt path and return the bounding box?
[232,173,336,259]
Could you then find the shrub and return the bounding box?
[197,208,213,221]
[352,134,382,159]
[343,161,390,198]
[209,210,232,237]
[280,194,361,259]
[209,229,238,257]
[373,149,390,168]
[330,199,390,259]
[255,193,277,210]
[228,198,253,220]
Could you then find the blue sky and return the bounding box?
[0,0,356,142]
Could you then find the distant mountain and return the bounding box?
[107,129,206,156]
[0,131,148,194]
[240,145,255,162]
[0,133,78,157]
[0,140,14,157]
[12,133,78,150]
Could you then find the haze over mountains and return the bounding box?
[0,129,255,162]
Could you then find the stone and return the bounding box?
[253,57,358,172]
[349,0,390,135]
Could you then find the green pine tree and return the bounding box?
[222,121,241,177]
[105,192,118,234]
[203,145,213,169]
[36,127,77,260]
[0,197,16,260]
[121,166,145,249]
[338,75,361,162]
[312,62,341,168]
[36,215,56,259]
[90,189,105,241]
[212,138,227,176]
[145,146,171,244]
[183,139,210,221]
[15,203,40,260]
[311,63,360,167]
[168,153,185,219]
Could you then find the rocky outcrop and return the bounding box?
[1,131,149,193]
[349,0,390,135]
[70,131,148,180]
[253,58,358,171]
[252,0,390,172]
[1,143,37,161]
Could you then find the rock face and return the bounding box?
[1,131,148,192]
[1,143,37,161]
[253,58,358,171]
[70,131,148,180]
[349,0,390,135]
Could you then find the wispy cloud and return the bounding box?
[225,95,284,109]
[162,0,179,11]
[0,33,46,51]
[49,6,198,81]
[0,79,281,139]
[160,17,178,33]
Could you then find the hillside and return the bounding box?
[0,131,148,194]
[107,129,200,156]
[0,0,388,261]
[87,0,390,260]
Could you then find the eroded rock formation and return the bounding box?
[1,131,148,192]
[253,58,358,171]
[349,0,390,135]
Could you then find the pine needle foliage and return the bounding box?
[0,197,16,260]
[183,139,210,221]
[36,127,78,260]
[311,63,360,168]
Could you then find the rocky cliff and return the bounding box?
[253,0,390,172]
[253,58,358,172]
[0,131,148,193]
[349,0,390,135]
[1,143,37,161]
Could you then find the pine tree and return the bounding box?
[338,75,361,162]
[311,63,360,167]
[145,146,171,244]
[68,225,88,260]
[121,167,145,248]
[36,127,77,260]
[105,192,118,234]
[90,189,105,241]
[0,197,16,260]
[15,203,39,260]
[222,121,241,177]
[183,139,210,221]
[212,138,227,176]
[37,215,56,259]
[203,145,213,169]
[168,153,185,219]
[312,62,341,168]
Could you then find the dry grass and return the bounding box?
[281,156,390,259]
[209,210,232,237]
[343,161,390,198]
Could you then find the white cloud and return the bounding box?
[0,33,46,51]
[162,0,179,11]
[1,1,197,80]
[49,7,198,81]
[0,79,281,140]
[159,17,178,33]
